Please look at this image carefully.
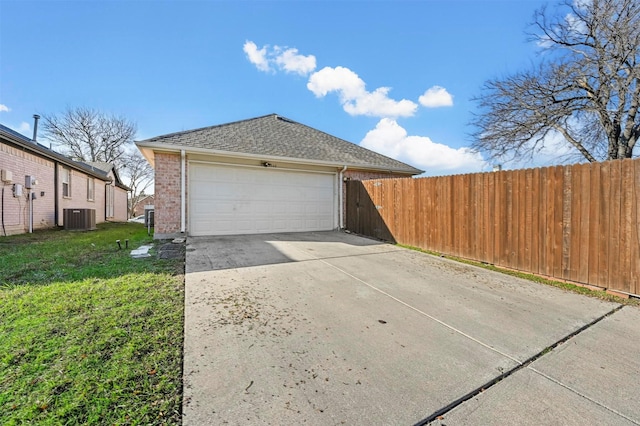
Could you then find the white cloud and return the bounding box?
[565,12,587,35]
[494,129,579,170]
[18,122,31,134]
[243,41,316,75]
[360,118,486,175]
[243,41,271,72]
[5,122,31,136]
[419,86,454,108]
[274,47,316,75]
[307,66,417,118]
[0,104,10,113]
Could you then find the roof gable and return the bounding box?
[84,161,130,190]
[136,114,423,174]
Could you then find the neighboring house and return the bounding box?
[83,161,130,222]
[136,113,422,238]
[0,123,130,236]
[130,194,155,217]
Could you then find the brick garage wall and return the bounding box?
[0,141,56,235]
[154,152,182,235]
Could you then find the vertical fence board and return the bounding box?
[530,168,541,274]
[633,161,640,295]
[543,168,555,277]
[393,179,403,243]
[577,163,591,284]
[619,160,633,293]
[414,178,423,249]
[472,173,481,260]
[464,174,473,258]
[588,163,601,285]
[451,175,460,257]
[432,177,440,251]
[423,178,431,248]
[568,165,580,282]
[552,166,564,278]
[517,170,527,271]
[486,173,494,263]
[445,177,454,254]
[608,161,622,289]
[522,169,533,272]
[506,172,515,266]
[561,166,572,280]
[481,173,491,263]
[496,172,503,265]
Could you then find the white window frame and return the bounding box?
[87,178,95,201]
[106,184,114,218]
[62,167,71,198]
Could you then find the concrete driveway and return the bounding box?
[183,231,640,425]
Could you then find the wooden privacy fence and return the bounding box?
[346,158,640,297]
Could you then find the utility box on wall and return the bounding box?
[63,209,97,231]
[25,175,36,189]
[1,169,12,183]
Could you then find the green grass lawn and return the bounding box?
[0,223,184,425]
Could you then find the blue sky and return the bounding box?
[1,0,552,176]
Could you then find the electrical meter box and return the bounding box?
[25,175,36,189]
[13,183,23,197]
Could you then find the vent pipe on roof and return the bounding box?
[32,114,40,143]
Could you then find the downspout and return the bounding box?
[339,165,347,229]
[54,162,59,226]
[181,150,186,234]
[1,186,5,236]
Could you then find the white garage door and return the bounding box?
[189,163,336,236]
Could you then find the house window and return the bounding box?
[106,184,114,218]
[87,178,95,201]
[62,167,71,198]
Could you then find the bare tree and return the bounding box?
[471,0,640,163]
[41,107,136,165]
[121,149,154,218]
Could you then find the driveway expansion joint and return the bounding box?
[416,304,626,425]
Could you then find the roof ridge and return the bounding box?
[137,113,278,143]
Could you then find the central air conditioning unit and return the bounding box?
[63,208,97,231]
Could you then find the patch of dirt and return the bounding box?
[196,284,301,339]
[157,241,185,260]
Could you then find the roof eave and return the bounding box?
[0,129,113,181]
[134,141,423,175]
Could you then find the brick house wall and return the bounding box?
[154,152,183,235]
[0,141,56,235]
[113,185,129,222]
[58,165,107,226]
[1,138,129,235]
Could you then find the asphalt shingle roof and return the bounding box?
[0,124,131,190]
[137,114,422,174]
[0,124,112,182]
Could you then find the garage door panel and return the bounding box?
[189,163,336,236]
